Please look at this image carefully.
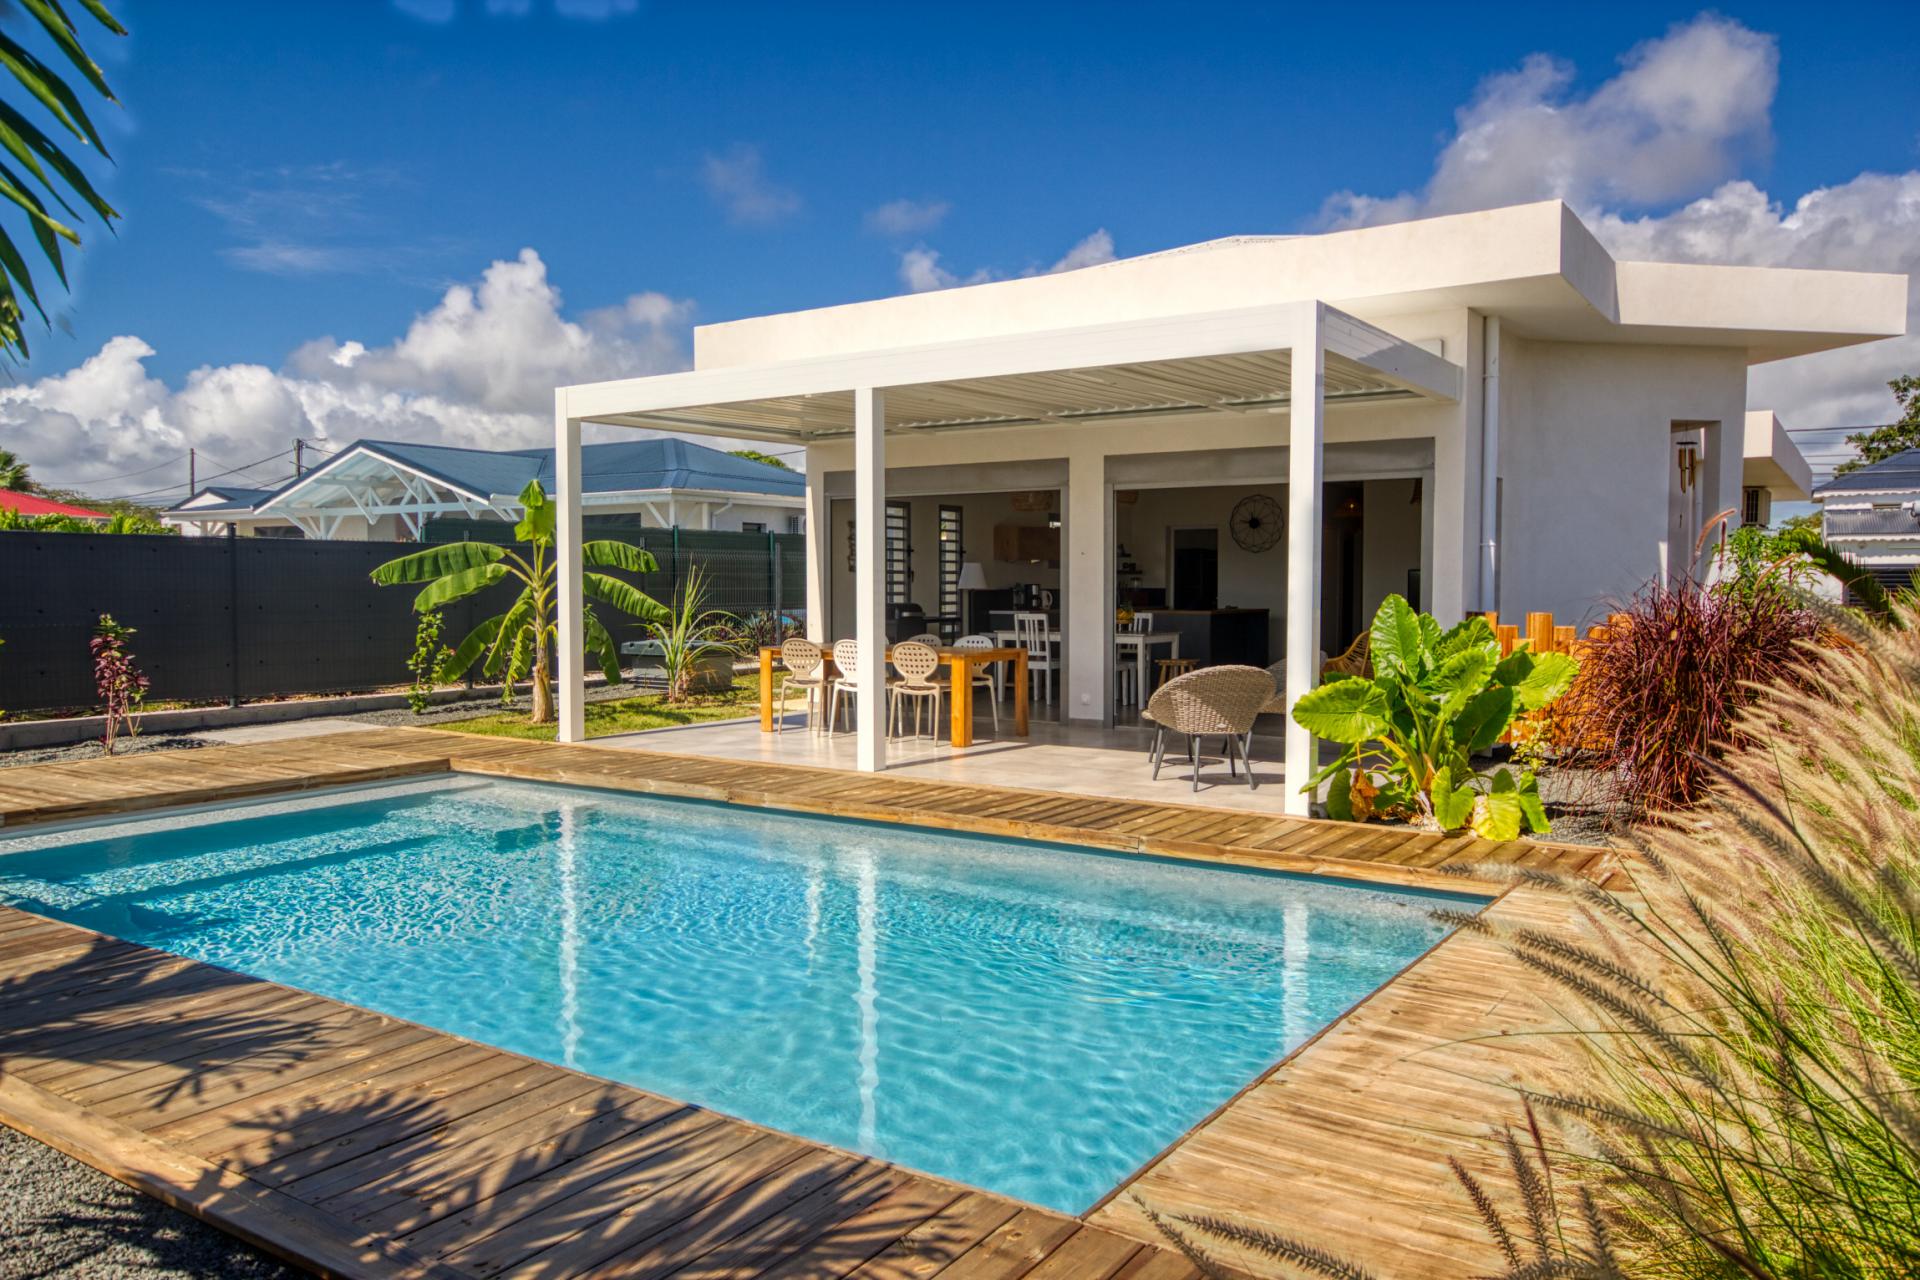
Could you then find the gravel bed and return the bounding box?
[0,1124,299,1279]
[0,736,215,771]
[341,680,655,729]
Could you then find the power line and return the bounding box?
[108,449,294,502]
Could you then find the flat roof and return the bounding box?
[694,200,1907,371]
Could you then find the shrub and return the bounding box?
[1465,604,1920,1277]
[91,614,148,754]
[1151,602,1920,1280]
[1565,575,1822,823]
[734,609,803,651]
[1291,595,1578,839]
[404,610,448,715]
[646,566,742,704]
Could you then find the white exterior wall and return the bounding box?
[1497,337,1748,620]
[705,499,805,533]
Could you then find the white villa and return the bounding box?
[549,200,1906,812]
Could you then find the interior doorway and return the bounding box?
[1169,527,1219,609]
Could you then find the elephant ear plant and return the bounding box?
[372,479,670,724]
[1290,595,1578,839]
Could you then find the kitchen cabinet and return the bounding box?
[993,523,1060,563]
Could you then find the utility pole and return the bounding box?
[294,438,304,477]
[189,448,196,494]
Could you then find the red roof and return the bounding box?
[0,489,111,519]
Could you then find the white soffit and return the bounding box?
[566,301,1463,445]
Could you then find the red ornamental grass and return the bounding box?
[1569,578,1822,823]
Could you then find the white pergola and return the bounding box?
[245,445,801,540]
[555,299,1462,814]
[254,449,519,540]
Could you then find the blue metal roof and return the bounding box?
[354,437,802,500]
[1815,446,1920,496]
[165,485,279,515]
[202,436,802,515]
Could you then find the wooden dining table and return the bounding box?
[758,644,1029,748]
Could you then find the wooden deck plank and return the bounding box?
[0,727,1609,1279]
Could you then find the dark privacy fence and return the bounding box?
[0,526,806,712]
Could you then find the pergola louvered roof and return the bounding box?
[563,300,1464,445]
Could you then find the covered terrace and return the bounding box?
[554,299,1464,813]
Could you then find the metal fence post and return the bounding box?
[768,531,779,616]
[227,524,241,707]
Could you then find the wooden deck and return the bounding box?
[0,729,1619,1278]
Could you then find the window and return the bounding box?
[786,514,804,534]
[741,521,766,534]
[1741,487,1762,527]
[885,501,912,604]
[937,505,963,623]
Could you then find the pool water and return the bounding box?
[0,777,1479,1211]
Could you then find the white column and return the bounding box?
[1284,304,1325,817]
[853,388,887,772]
[1063,446,1111,723]
[803,445,830,642]
[555,407,586,744]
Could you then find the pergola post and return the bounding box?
[853,388,887,772]
[1284,304,1325,816]
[803,445,830,642]
[555,406,586,744]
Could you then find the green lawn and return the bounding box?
[440,675,761,741]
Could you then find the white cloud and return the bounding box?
[865,198,951,236]
[12,250,697,498]
[1315,14,1915,433]
[897,229,1117,293]
[186,162,433,278]
[1321,15,1777,227]
[701,144,802,227]
[1048,229,1115,273]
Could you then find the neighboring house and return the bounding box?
[1814,446,1920,595]
[162,485,286,536]
[0,491,112,520]
[162,437,805,540]
[1741,410,1813,528]
[546,197,1907,805]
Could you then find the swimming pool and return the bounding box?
[0,776,1482,1212]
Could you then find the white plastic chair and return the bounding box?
[1014,612,1056,705]
[952,634,1002,732]
[829,638,890,735]
[1115,612,1152,705]
[776,638,833,734]
[888,641,947,738]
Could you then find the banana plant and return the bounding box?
[1290,594,1579,839]
[370,479,670,724]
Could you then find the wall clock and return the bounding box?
[1229,494,1283,552]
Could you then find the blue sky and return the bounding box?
[9,1,1920,500]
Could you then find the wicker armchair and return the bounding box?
[1142,665,1276,792]
[1321,633,1372,682]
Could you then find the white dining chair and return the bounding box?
[952,634,1002,731]
[1115,612,1152,704]
[829,638,890,735]
[775,637,833,734]
[887,641,946,738]
[1014,611,1056,705]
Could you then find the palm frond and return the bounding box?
[0,2,121,361]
